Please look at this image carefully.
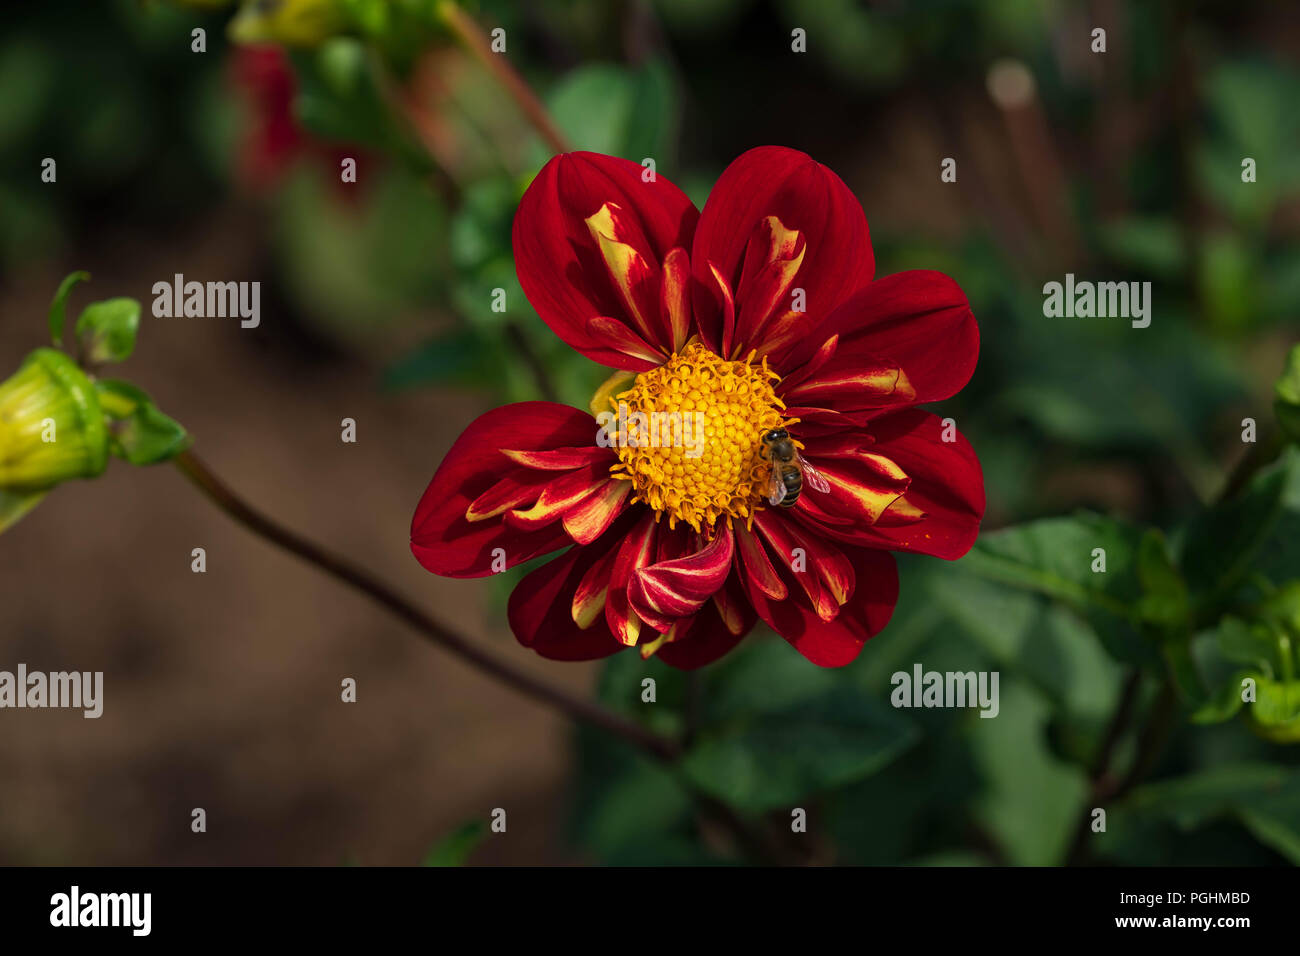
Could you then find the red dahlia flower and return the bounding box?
[411,147,984,669]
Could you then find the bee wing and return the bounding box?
[798,453,831,494]
[767,463,788,506]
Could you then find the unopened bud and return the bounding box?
[0,348,108,494]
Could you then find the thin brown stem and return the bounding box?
[437,1,572,155]
[172,448,678,762]
[1065,676,1178,865]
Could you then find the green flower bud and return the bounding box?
[229,0,347,48]
[0,348,108,494]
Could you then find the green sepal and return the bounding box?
[0,488,47,534]
[1216,615,1283,674]
[76,298,141,365]
[48,271,90,348]
[95,379,191,466]
[1190,669,1257,724]
[18,348,108,483]
[1245,676,1300,743]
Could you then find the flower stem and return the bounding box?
[171,448,679,762]
[1064,675,1178,865]
[436,1,572,155]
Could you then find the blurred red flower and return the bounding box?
[412,147,984,669]
[229,44,365,195]
[230,45,304,189]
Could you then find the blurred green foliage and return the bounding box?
[6,0,1299,866]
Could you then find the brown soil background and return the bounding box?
[0,215,600,865]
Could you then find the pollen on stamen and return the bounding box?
[604,340,795,533]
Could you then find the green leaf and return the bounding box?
[48,270,89,347]
[569,722,705,864]
[957,513,1150,663]
[934,570,1122,723]
[1116,763,1300,864]
[419,820,486,867]
[94,379,191,466]
[1190,669,1255,724]
[1215,615,1281,672]
[573,755,694,861]
[1178,448,1293,608]
[1246,448,1300,586]
[960,513,1140,615]
[968,681,1088,866]
[1135,529,1189,629]
[681,685,918,812]
[1095,216,1185,278]
[542,60,679,162]
[1276,342,1300,443]
[1162,635,1209,707]
[75,297,140,365]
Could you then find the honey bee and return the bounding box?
[760,428,829,508]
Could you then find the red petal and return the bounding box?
[657,576,756,670]
[411,403,611,578]
[739,540,898,668]
[604,512,659,646]
[754,511,855,622]
[513,152,698,367]
[734,520,787,600]
[504,464,609,531]
[804,409,984,559]
[780,365,916,411]
[783,270,978,409]
[659,246,692,353]
[629,522,735,632]
[794,441,912,529]
[508,536,627,662]
[585,316,667,368]
[562,479,632,545]
[692,146,873,365]
[500,447,609,470]
[782,405,870,437]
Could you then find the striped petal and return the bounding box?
[734,519,787,600]
[659,246,692,353]
[505,464,610,531]
[738,538,897,668]
[411,403,614,578]
[562,479,632,545]
[754,511,855,623]
[794,441,912,528]
[629,522,735,633]
[692,146,873,366]
[657,576,756,670]
[513,152,698,368]
[780,365,917,411]
[508,534,627,662]
[828,409,984,559]
[604,512,659,646]
[782,270,978,411]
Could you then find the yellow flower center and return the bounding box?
[606,341,792,532]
